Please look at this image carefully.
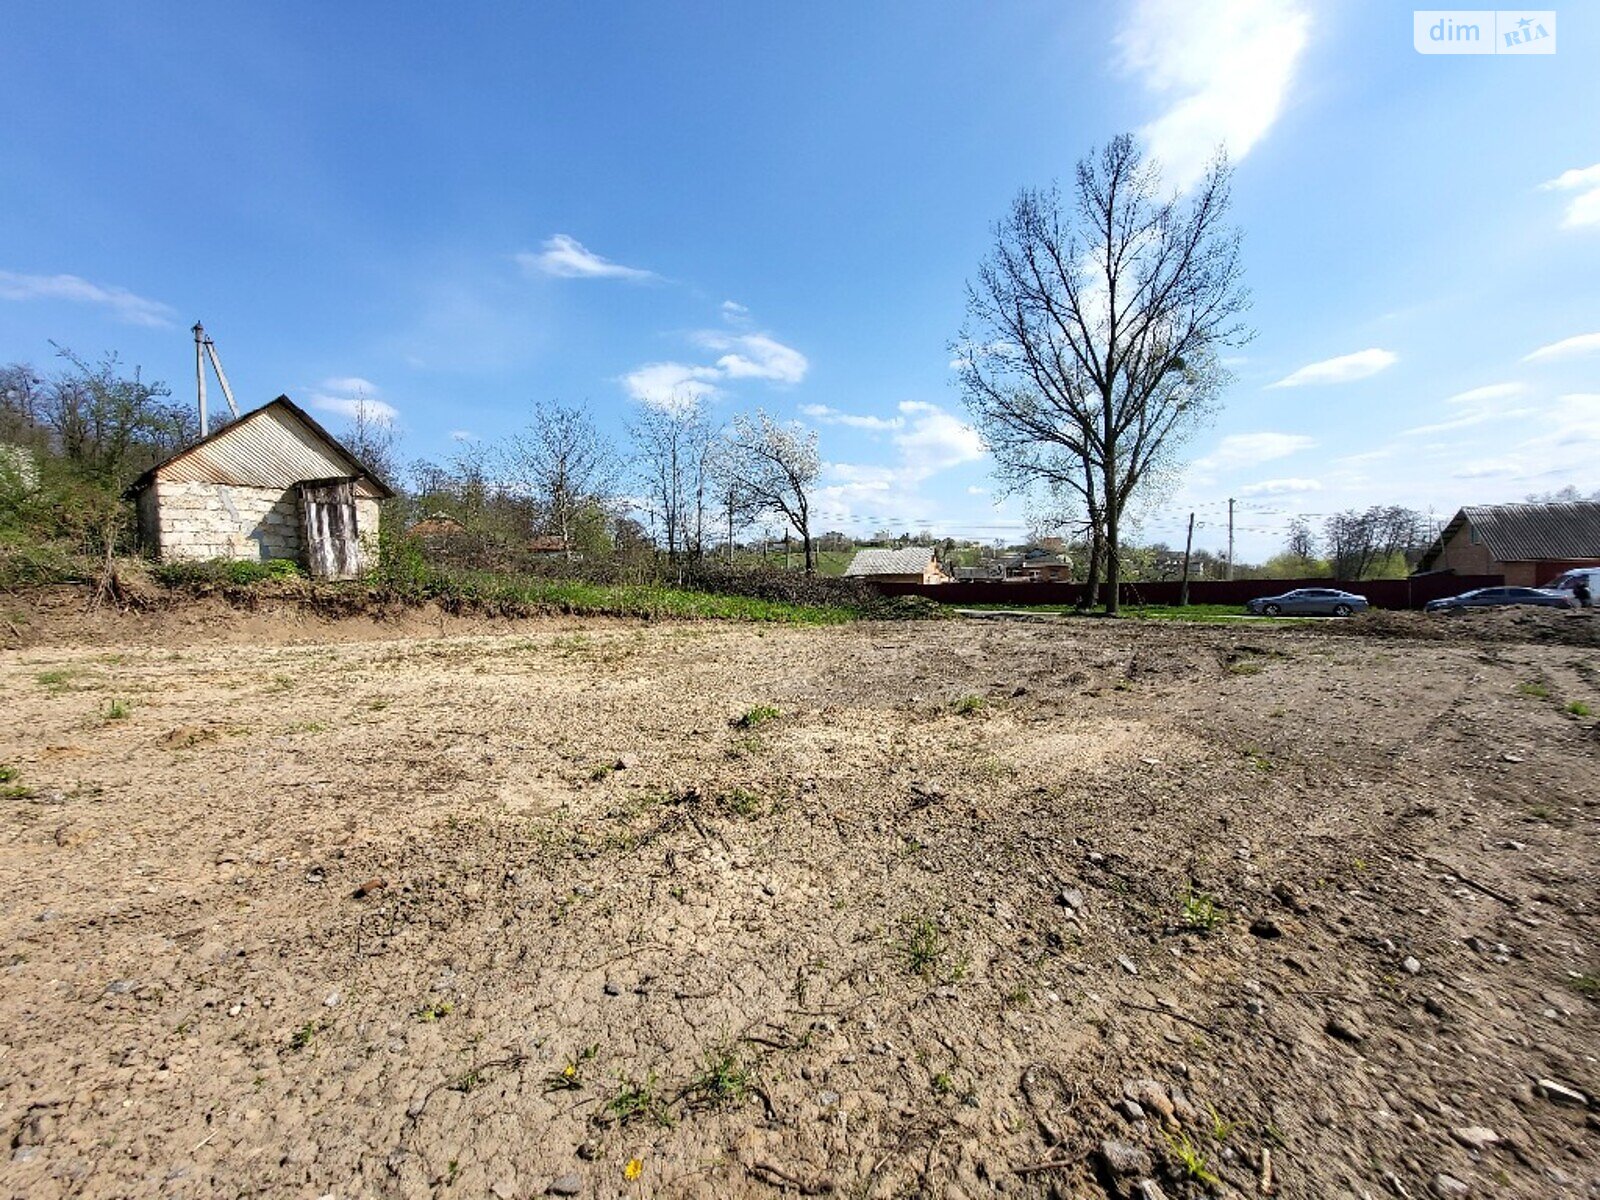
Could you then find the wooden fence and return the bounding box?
[867,574,1506,611]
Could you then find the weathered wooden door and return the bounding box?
[297,480,362,579]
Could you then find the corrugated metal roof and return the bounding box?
[128,396,393,497]
[1463,502,1600,562]
[843,547,938,576]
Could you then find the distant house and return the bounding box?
[127,395,393,580]
[843,546,950,584]
[409,512,467,542]
[1006,547,1075,583]
[1416,501,1600,586]
[528,535,569,555]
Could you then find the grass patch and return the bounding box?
[603,1074,674,1127]
[717,788,765,818]
[898,916,966,982]
[953,693,987,715]
[733,704,781,728]
[1517,681,1552,699]
[1166,1130,1220,1185]
[1180,889,1225,933]
[36,669,76,694]
[413,1000,455,1023]
[1566,700,1593,717]
[103,697,131,721]
[684,1044,752,1111]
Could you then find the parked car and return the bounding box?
[1244,588,1370,617]
[1423,586,1576,612]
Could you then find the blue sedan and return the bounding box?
[1245,588,1370,617]
[1424,587,1575,612]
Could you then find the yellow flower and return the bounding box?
[624,1157,644,1181]
[562,1063,577,1079]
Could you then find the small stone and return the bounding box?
[1403,956,1421,975]
[1451,1126,1500,1150]
[1088,851,1106,865]
[614,754,638,771]
[817,1090,840,1107]
[1057,888,1086,912]
[1534,1079,1588,1107]
[1119,1098,1146,1121]
[1271,881,1309,914]
[1424,995,1448,1018]
[1430,1173,1470,1198]
[491,1180,516,1199]
[603,981,623,997]
[104,979,136,995]
[1501,752,1523,763]
[1134,1180,1169,1200]
[1117,956,1139,976]
[1325,1013,1365,1044]
[1099,1139,1152,1177]
[323,990,341,1008]
[547,1174,582,1196]
[1250,916,1282,939]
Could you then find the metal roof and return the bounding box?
[1419,501,1600,568]
[843,547,939,576]
[127,396,394,498]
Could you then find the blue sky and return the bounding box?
[2,2,1596,559]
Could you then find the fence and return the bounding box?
[867,574,1507,611]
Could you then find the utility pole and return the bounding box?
[191,322,240,437]
[1180,512,1195,606]
[1226,497,1236,581]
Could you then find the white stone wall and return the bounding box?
[146,480,304,563]
[140,481,383,570]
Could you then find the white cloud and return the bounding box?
[1444,382,1526,405]
[800,403,902,431]
[892,400,986,471]
[623,329,809,409]
[692,331,808,384]
[1115,0,1311,191]
[517,234,653,281]
[1540,163,1600,229]
[0,270,176,328]
[308,377,399,423]
[449,430,477,442]
[814,402,986,528]
[1238,477,1321,497]
[967,485,990,496]
[621,361,723,407]
[1400,406,1538,438]
[720,300,750,325]
[1195,431,1315,471]
[1524,331,1600,363]
[1268,348,1397,388]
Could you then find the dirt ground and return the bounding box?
[1,592,1597,1200]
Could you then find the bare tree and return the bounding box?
[1323,506,1426,579]
[41,346,193,484]
[724,410,820,573]
[629,396,717,565]
[958,135,1250,614]
[338,395,400,484]
[1285,516,1318,565]
[502,401,616,558]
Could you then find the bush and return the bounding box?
[154,558,304,588]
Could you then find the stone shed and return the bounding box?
[127,396,394,579]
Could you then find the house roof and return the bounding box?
[1418,501,1600,569]
[843,547,939,577]
[126,395,395,498]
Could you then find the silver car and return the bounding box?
[1245,588,1370,617]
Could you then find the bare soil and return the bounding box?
[1,592,1597,1199]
